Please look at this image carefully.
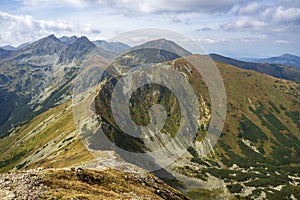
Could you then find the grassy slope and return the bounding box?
[0,101,92,172]
[0,101,189,199]
[215,60,299,163]
[183,61,300,199]
[41,168,188,200]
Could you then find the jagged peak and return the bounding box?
[74,36,91,43]
[16,34,66,56]
[43,34,61,43]
[46,34,56,39]
[79,36,89,41]
[69,36,95,47]
[30,34,63,47]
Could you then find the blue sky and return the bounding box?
[0,0,299,57]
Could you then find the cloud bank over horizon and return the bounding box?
[0,0,299,57]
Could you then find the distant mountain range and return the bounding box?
[241,54,300,69]
[211,53,300,82]
[93,40,130,53]
[0,43,31,51]
[0,45,17,51]
[2,37,300,71]
[0,35,130,53]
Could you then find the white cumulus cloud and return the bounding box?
[223,2,300,33]
[238,2,260,14]
[273,6,300,23]
[0,11,100,46]
[222,17,266,30]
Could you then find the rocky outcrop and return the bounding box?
[0,169,46,200]
[0,167,189,200]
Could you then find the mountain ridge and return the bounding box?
[210,53,300,82]
[93,40,130,53]
[59,35,79,45]
[133,38,192,57]
[0,36,299,199]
